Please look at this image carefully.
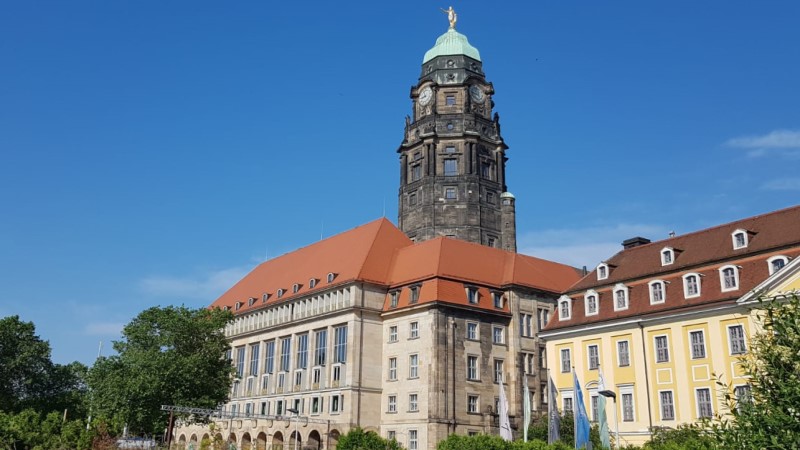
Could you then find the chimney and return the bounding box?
[622,236,651,249]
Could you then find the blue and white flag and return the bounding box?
[523,375,531,442]
[597,371,610,449]
[573,371,591,449]
[548,376,560,445]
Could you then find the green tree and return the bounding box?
[335,427,404,450]
[0,315,88,415]
[709,293,800,449]
[87,306,234,435]
[526,412,604,449]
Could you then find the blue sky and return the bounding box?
[2,1,799,365]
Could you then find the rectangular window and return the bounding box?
[388,357,397,381]
[280,337,291,372]
[481,162,491,179]
[538,308,550,330]
[622,393,635,422]
[445,186,457,199]
[276,400,284,416]
[332,364,341,385]
[333,325,347,363]
[660,391,675,420]
[235,346,246,378]
[265,340,275,374]
[539,347,547,369]
[445,94,456,105]
[276,372,285,392]
[410,286,420,304]
[411,164,421,182]
[312,367,321,387]
[690,330,706,359]
[492,326,505,344]
[466,322,478,340]
[408,430,418,450]
[561,349,571,373]
[409,393,419,412]
[388,395,397,413]
[294,369,303,388]
[686,275,699,297]
[467,355,478,380]
[723,267,738,290]
[444,159,458,176]
[494,359,504,383]
[445,145,456,153]
[466,287,478,304]
[260,401,268,415]
[261,374,270,392]
[591,395,599,422]
[296,333,309,369]
[409,354,419,378]
[390,291,399,308]
[389,325,398,342]
[249,343,260,377]
[314,329,327,366]
[696,388,713,418]
[410,321,419,339]
[734,385,752,410]
[617,340,630,367]
[330,394,343,414]
[655,335,670,363]
[387,431,396,441]
[729,325,747,354]
[409,192,417,206]
[493,292,503,309]
[467,394,479,413]
[311,396,322,415]
[588,345,600,370]
[563,397,573,413]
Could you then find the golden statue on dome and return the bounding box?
[440,6,457,29]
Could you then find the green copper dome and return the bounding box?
[422,28,481,64]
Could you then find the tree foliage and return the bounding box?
[0,409,94,450]
[0,315,88,415]
[708,293,800,449]
[335,427,404,450]
[436,433,572,450]
[87,306,233,435]
[526,412,603,449]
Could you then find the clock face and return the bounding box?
[469,85,484,102]
[419,87,433,106]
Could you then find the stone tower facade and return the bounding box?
[397,28,517,252]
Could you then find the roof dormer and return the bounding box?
[248,297,257,307]
[660,247,675,266]
[327,272,337,283]
[597,263,610,281]
[732,228,751,250]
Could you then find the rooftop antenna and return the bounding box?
[668,231,676,238]
[265,245,269,261]
[383,197,386,218]
[320,221,324,241]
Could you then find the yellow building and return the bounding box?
[540,205,800,446]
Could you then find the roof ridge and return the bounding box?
[355,218,392,279]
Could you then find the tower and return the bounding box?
[397,21,517,252]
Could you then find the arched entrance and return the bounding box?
[256,432,267,450]
[228,433,238,450]
[271,431,284,450]
[241,433,252,450]
[306,430,321,450]
[328,430,340,449]
[177,434,187,450]
[289,431,301,450]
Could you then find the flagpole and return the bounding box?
[573,368,577,450]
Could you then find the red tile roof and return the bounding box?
[545,204,800,331]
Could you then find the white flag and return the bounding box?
[523,375,531,442]
[499,379,513,441]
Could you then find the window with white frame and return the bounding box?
[683,273,701,298]
[279,337,291,372]
[734,384,752,409]
[655,335,670,363]
[466,322,478,340]
[690,330,706,359]
[314,329,327,366]
[767,255,788,275]
[492,326,505,344]
[331,364,341,386]
[387,431,396,441]
[585,290,599,316]
[296,333,309,369]
[390,291,399,308]
[649,280,666,304]
[389,325,398,342]
[660,391,675,420]
[587,345,600,370]
[467,355,479,380]
[493,359,504,383]
[661,247,675,266]
[309,278,317,289]
[617,340,630,367]
[311,396,322,415]
[408,430,418,450]
[388,357,397,381]
[387,395,397,413]
[409,354,419,379]
[558,296,572,320]
[409,321,419,339]
[330,394,343,414]
[720,265,740,291]
[311,367,321,388]
[333,325,347,363]
[466,286,479,304]
[493,292,504,308]
[261,374,270,393]
[560,348,571,373]
[562,392,574,413]
[249,343,260,377]
[597,263,608,280]
[409,393,419,412]
[520,314,533,337]
[696,388,713,418]
[591,393,599,421]
[613,284,629,311]
[732,229,749,249]
[467,394,479,413]
[327,272,336,283]
[728,325,747,354]
[621,387,635,422]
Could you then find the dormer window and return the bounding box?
[277,289,285,298]
[661,247,675,266]
[389,291,399,308]
[732,229,749,250]
[558,295,572,321]
[584,290,599,316]
[248,297,256,307]
[649,280,666,304]
[466,286,479,304]
[613,284,629,311]
[767,256,788,275]
[309,278,318,289]
[683,273,702,298]
[719,265,740,292]
[235,301,243,311]
[262,293,270,303]
[492,292,504,309]
[292,283,301,294]
[327,273,337,283]
[223,306,230,311]
[410,285,420,304]
[597,263,609,281]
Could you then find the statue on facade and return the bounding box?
[440,6,457,29]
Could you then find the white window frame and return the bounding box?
[466,322,478,340]
[467,394,479,413]
[409,321,419,339]
[617,340,631,367]
[466,286,479,304]
[689,330,706,359]
[648,280,666,304]
[620,386,635,422]
[613,284,629,311]
[561,390,574,413]
[467,355,479,381]
[597,263,609,280]
[558,295,572,321]
[683,273,702,299]
[388,357,397,381]
[660,247,675,266]
[408,429,418,450]
[389,325,398,342]
[560,348,571,373]
[719,265,740,292]
[587,344,600,370]
[659,390,675,421]
[387,394,397,413]
[584,290,599,316]
[408,393,419,412]
[409,354,419,379]
[327,272,336,283]
[732,229,749,250]
[767,255,789,275]
[695,387,713,418]
[492,326,505,345]
[728,324,747,355]
[654,335,670,363]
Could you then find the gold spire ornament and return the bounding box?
[440,6,457,29]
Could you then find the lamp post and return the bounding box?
[598,390,619,449]
[286,408,299,450]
